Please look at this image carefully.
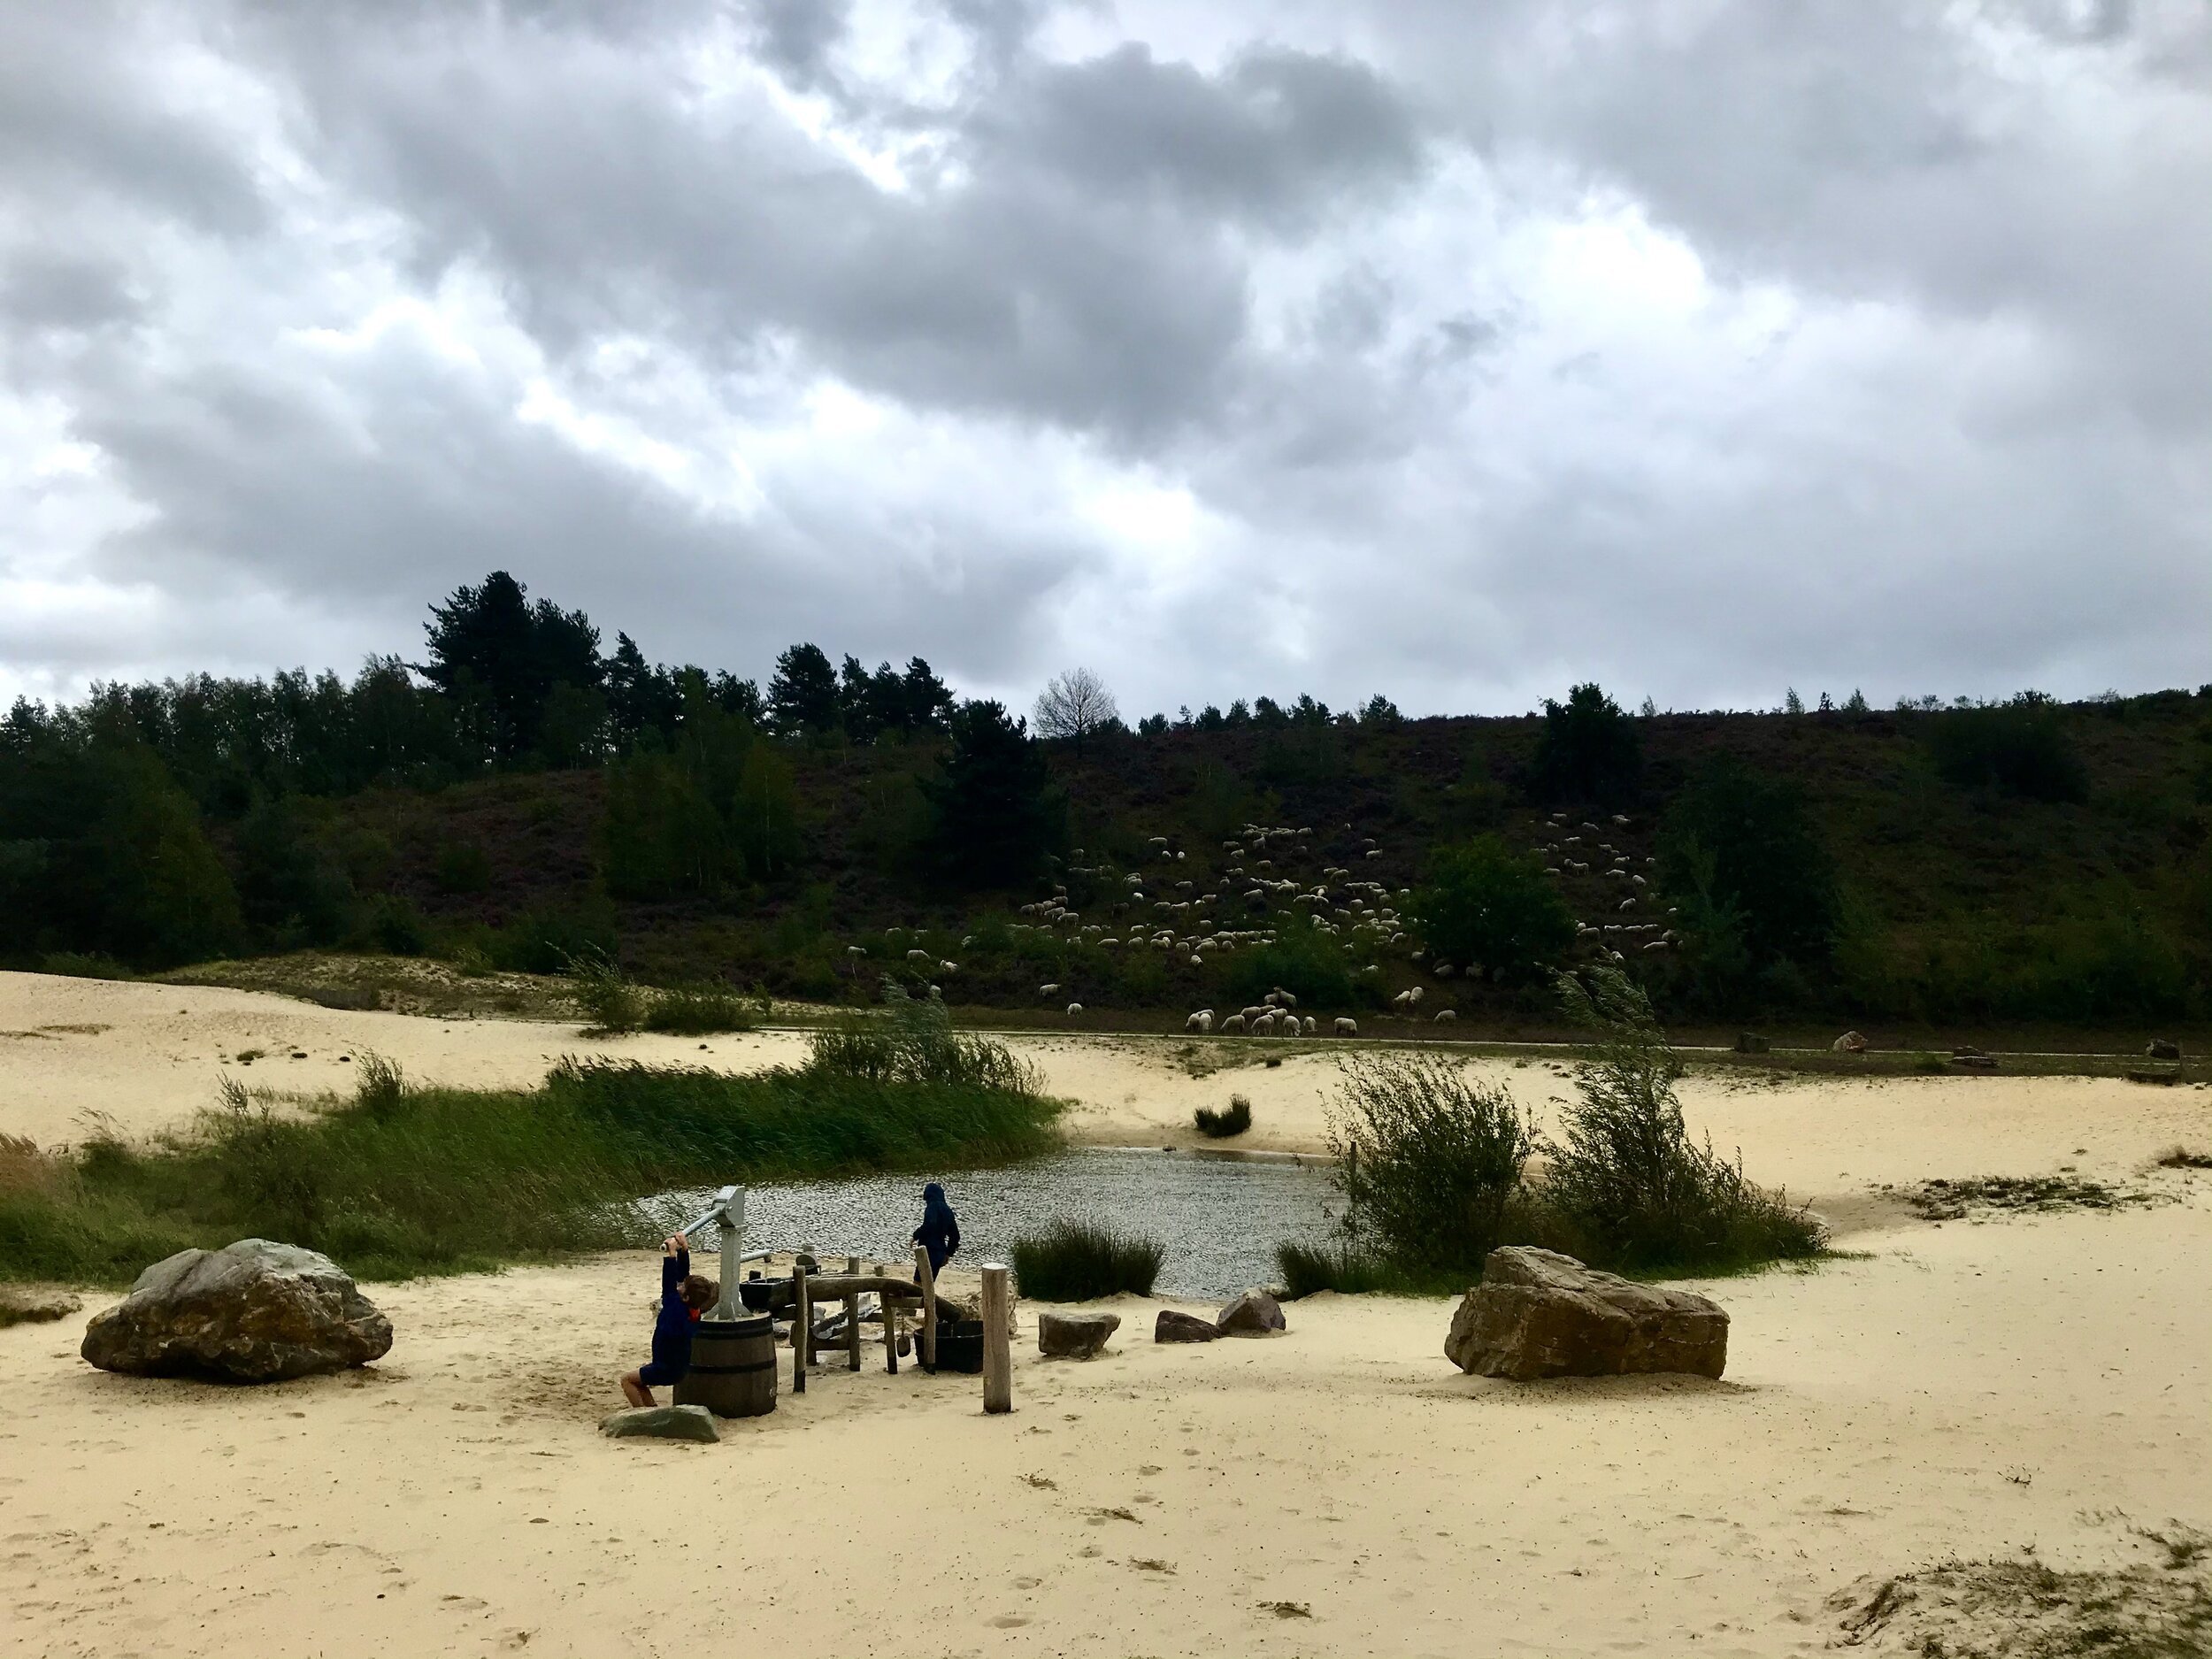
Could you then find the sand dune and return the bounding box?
[4,971,2211,1655]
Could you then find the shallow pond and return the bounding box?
[656,1148,1338,1302]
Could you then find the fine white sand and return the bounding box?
[4,971,2210,1655]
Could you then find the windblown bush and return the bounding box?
[1011,1219,1163,1301]
[1326,1053,1537,1277]
[565,947,642,1033]
[804,995,1040,1094]
[1544,966,1823,1272]
[1194,1094,1252,1138]
[642,983,759,1034]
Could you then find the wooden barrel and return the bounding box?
[674,1316,777,1417]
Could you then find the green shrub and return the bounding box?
[1275,1240,1462,1298]
[1408,835,1576,986]
[1545,966,1823,1272]
[641,983,760,1034]
[1659,757,1839,973]
[1327,1053,1537,1276]
[1217,917,1356,1007]
[1011,1219,1164,1301]
[1194,1094,1252,1138]
[1528,682,1640,807]
[1927,693,2088,803]
[805,995,1039,1094]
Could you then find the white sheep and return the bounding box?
[1221,1013,1248,1034]
[1039,983,1060,997]
[1278,989,1299,1009]
[1187,1010,1215,1033]
[1301,1016,1317,1035]
[941,959,958,972]
[1333,1017,1358,1036]
[906,949,929,962]
[1065,1002,1083,1017]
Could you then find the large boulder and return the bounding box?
[1443,1248,1727,1382]
[2147,1038,2183,1062]
[1154,1310,1220,1344]
[1216,1289,1286,1336]
[1038,1311,1120,1359]
[81,1240,393,1382]
[601,1404,718,1443]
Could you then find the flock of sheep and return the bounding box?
[844,808,1678,1030]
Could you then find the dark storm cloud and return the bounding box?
[0,0,2205,714]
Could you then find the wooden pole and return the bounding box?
[792,1263,810,1395]
[981,1263,1011,1415]
[883,1289,899,1376]
[844,1256,862,1372]
[915,1246,937,1372]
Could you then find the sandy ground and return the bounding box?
[5,972,2212,1655]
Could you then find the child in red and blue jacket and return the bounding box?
[620,1233,718,1408]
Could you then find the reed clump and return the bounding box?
[1011,1219,1164,1302]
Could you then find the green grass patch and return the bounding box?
[1,1008,1061,1287]
[641,984,762,1035]
[1010,1220,1164,1301]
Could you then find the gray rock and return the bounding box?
[601,1404,718,1442]
[1444,1247,1728,1381]
[81,1240,392,1382]
[0,1283,82,1328]
[1832,1031,1868,1054]
[1154,1309,1220,1344]
[2147,1039,2183,1062]
[1215,1289,1286,1336]
[1038,1311,1120,1359]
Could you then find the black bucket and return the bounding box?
[928,1317,986,1375]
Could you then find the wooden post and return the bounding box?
[915,1245,937,1372]
[792,1263,810,1395]
[844,1256,862,1372]
[981,1263,1011,1415]
[883,1290,899,1376]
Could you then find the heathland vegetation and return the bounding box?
[4,569,2209,1031]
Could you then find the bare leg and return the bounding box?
[621,1371,654,1409]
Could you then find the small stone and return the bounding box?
[1154,1310,1220,1344]
[600,1405,718,1443]
[0,1284,82,1328]
[1038,1311,1120,1359]
[1215,1290,1286,1336]
[1832,1031,1868,1054]
[2147,1039,2182,1062]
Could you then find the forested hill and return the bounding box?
[4,570,2208,1033]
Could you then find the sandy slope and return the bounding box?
[5,972,2212,1654]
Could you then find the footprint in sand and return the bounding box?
[990,1615,1029,1628]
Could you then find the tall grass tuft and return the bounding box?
[1011,1220,1164,1301]
[565,948,643,1033]
[804,995,1041,1094]
[1194,1094,1252,1138]
[1543,965,1824,1272]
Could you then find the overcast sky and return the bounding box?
[3,0,2207,718]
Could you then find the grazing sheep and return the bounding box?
[1039,983,1061,997]
[1434,1009,1457,1022]
[1433,964,1455,979]
[1221,1014,1248,1034]
[941,959,958,972]
[1618,898,1636,912]
[1188,955,1204,967]
[1263,990,1283,1007]
[1278,989,1298,1009]
[1302,1016,1317,1035]
[907,949,930,962]
[927,984,941,999]
[1333,1017,1358,1036]
[1187,1010,1215,1033]
[1065,1002,1083,1017]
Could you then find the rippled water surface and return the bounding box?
[657,1148,1337,1301]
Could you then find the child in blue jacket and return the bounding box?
[620,1233,719,1408]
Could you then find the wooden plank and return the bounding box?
[981,1263,1010,1415]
